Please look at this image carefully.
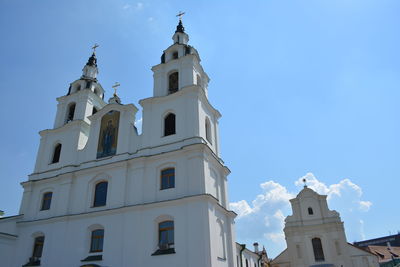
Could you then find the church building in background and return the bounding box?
[270,185,379,267]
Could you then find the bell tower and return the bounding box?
[141,17,220,156]
[34,47,107,173]
[53,46,106,128]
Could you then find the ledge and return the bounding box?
[151,248,176,256]
[81,255,102,262]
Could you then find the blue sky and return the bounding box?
[0,0,399,258]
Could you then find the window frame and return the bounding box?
[32,235,45,261]
[168,71,179,94]
[66,102,76,123]
[90,229,104,253]
[308,207,314,215]
[51,143,62,164]
[163,113,176,136]
[40,192,53,211]
[312,237,325,262]
[93,181,108,207]
[160,168,175,190]
[158,220,174,249]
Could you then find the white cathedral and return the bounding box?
[0,20,264,267]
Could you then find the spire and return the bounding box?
[86,52,97,67]
[172,12,189,45]
[175,20,185,33]
[82,44,99,80]
[175,11,185,33]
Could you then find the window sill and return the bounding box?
[151,248,176,256]
[162,133,176,138]
[81,255,103,262]
[217,257,226,261]
[22,261,40,266]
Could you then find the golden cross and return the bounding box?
[112,82,120,95]
[176,11,185,21]
[92,43,99,53]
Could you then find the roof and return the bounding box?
[365,245,400,262]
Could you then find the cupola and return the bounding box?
[172,19,189,45]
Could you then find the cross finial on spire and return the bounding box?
[112,82,120,96]
[92,43,99,54]
[303,178,307,188]
[176,11,185,21]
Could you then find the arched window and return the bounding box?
[168,72,179,94]
[312,238,325,262]
[172,51,178,59]
[308,207,314,215]
[41,192,52,210]
[86,81,91,89]
[205,118,212,144]
[66,103,76,123]
[76,84,81,91]
[51,143,62,164]
[158,221,174,249]
[246,259,249,267]
[27,235,44,265]
[93,181,108,207]
[90,229,104,252]
[160,168,175,190]
[164,113,176,136]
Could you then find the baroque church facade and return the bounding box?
[270,186,379,267]
[0,20,265,267]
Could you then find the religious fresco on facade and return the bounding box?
[97,110,120,158]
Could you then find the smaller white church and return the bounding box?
[270,185,379,267]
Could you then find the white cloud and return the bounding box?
[123,2,143,11]
[134,117,143,134]
[358,200,372,212]
[135,2,144,10]
[231,173,373,258]
[123,4,131,10]
[230,200,253,219]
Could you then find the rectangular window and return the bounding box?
[160,168,175,190]
[32,236,45,259]
[41,192,52,210]
[93,182,108,207]
[159,221,174,248]
[90,229,104,252]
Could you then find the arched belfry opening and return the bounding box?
[164,113,176,136]
[51,143,62,163]
[66,103,76,123]
[168,72,179,94]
